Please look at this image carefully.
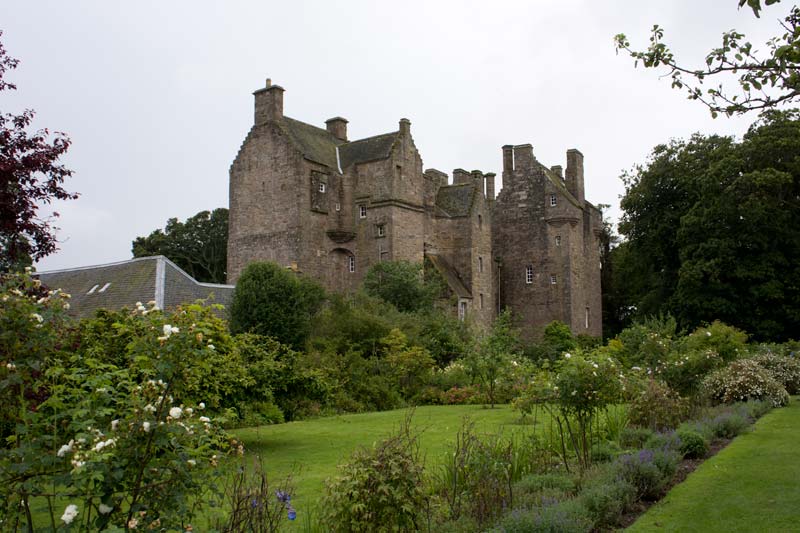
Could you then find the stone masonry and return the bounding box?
[227,80,602,339]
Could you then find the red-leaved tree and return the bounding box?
[0,31,77,271]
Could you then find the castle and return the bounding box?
[227,80,603,339]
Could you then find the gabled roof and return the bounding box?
[279,117,344,169]
[537,162,583,209]
[277,116,398,171]
[435,183,476,217]
[427,253,471,299]
[338,131,398,168]
[37,256,234,319]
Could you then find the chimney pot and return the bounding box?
[399,118,411,136]
[326,116,348,141]
[254,78,285,125]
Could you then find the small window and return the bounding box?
[479,293,484,309]
[335,202,341,212]
[525,265,533,284]
[555,235,562,247]
[458,301,467,321]
[550,274,557,285]
[349,255,356,273]
[585,307,590,329]
[359,205,367,219]
[87,284,99,295]
[98,282,112,293]
[377,224,385,237]
[478,256,483,273]
[478,214,483,229]
[550,194,557,207]
[319,182,326,193]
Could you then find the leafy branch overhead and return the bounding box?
[615,0,800,116]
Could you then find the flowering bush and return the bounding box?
[683,320,748,363]
[628,379,687,431]
[750,350,800,394]
[659,347,725,395]
[702,359,790,407]
[0,270,234,530]
[614,448,680,500]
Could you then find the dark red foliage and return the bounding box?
[0,30,77,268]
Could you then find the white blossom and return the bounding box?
[6,362,16,371]
[111,419,120,431]
[57,440,75,457]
[98,503,113,515]
[199,416,210,423]
[169,407,182,419]
[198,402,205,410]
[30,313,43,323]
[143,421,152,432]
[187,459,197,466]
[208,344,215,351]
[61,504,79,524]
[564,352,572,359]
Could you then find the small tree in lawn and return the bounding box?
[467,309,520,408]
[0,31,78,271]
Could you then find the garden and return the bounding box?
[2,263,799,532]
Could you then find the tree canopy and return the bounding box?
[613,110,800,341]
[229,261,326,350]
[362,260,446,313]
[132,208,228,284]
[0,32,77,270]
[615,1,800,116]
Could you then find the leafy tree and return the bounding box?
[229,261,326,350]
[617,110,800,340]
[0,32,77,270]
[362,260,445,313]
[132,208,228,283]
[615,1,799,117]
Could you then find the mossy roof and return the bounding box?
[427,253,471,299]
[279,116,398,171]
[435,183,476,217]
[537,162,582,208]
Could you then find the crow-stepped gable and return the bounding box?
[227,79,602,339]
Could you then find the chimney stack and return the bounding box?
[565,149,585,204]
[485,172,496,200]
[399,118,411,136]
[550,165,563,179]
[326,117,348,141]
[513,144,534,171]
[254,78,285,125]
[502,145,514,189]
[453,168,471,185]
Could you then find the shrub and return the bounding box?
[683,321,748,362]
[619,427,654,449]
[362,260,445,313]
[614,315,680,368]
[676,429,708,459]
[628,379,687,430]
[750,351,800,394]
[706,411,750,439]
[615,448,680,500]
[660,347,725,395]
[489,500,593,533]
[322,420,426,532]
[514,473,576,495]
[702,359,789,407]
[580,477,636,529]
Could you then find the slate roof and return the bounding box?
[338,132,398,168]
[427,253,471,299]
[279,117,344,169]
[37,256,234,319]
[278,116,398,171]
[435,184,476,217]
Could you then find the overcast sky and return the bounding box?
[1,1,782,272]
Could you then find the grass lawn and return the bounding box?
[628,399,800,532]
[233,404,537,508]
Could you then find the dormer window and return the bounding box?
[550,194,557,207]
[359,205,367,219]
[319,183,326,193]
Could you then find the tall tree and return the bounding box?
[132,208,228,284]
[0,32,77,270]
[615,1,799,116]
[617,110,800,340]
